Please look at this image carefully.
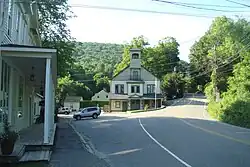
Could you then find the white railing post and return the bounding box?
[44,58,51,144]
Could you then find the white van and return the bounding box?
[58,107,72,115]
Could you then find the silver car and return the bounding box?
[73,107,101,120]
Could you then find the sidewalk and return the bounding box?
[49,119,110,167]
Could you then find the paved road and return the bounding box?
[71,97,250,167]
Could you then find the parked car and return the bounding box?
[58,107,72,115]
[73,107,101,120]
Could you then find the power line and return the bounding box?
[153,1,247,8]
[226,0,250,8]
[69,4,216,18]
[1,1,246,18]
[152,0,249,12]
[190,39,250,79]
[188,34,250,76]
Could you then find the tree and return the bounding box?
[93,73,110,92]
[114,36,180,79]
[38,0,75,76]
[189,16,250,93]
[56,75,91,105]
[161,73,185,99]
[73,42,124,77]
[143,37,180,79]
[113,35,149,76]
[191,16,250,128]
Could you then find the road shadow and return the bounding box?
[70,114,250,167]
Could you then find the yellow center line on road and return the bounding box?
[179,118,250,146]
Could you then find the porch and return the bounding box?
[0,44,57,145]
[0,123,56,164]
[109,98,163,112]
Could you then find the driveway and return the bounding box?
[70,97,250,167]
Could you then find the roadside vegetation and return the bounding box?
[190,17,250,128]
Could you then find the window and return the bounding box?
[132,53,139,59]
[131,86,134,93]
[115,101,120,108]
[136,86,140,93]
[130,68,140,80]
[115,84,124,94]
[87,107,97,112]
[131,85,140,93]
[133,71,139,79]
[147,84,155,94]
[0,3,3,29]
[106,95,108,98]
[97,96,99,98]
[1,60,4,91]
[22,23,27,43]
[7,0,13,36]
[16,11,21,41]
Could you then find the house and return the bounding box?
[0,0,56,144]
[64,96,82,110]
[91,89,109,102]
[109,48,163,112]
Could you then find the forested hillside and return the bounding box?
[73,42,124,76]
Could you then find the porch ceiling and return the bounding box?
[5,56,46,89]
[0,44,57,88]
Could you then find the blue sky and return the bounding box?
[67,0,250,62]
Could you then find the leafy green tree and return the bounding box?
[93,73,110,92]
[191,16,250,128]
[143,37,180,79]
[114,36,149,76]
[114,36,180,79]
[56,75,91,104]
[38,0,75,77]
[189,16,250,94]
[161,73,185,99]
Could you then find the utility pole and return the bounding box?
[154,76,157,109]
[212,44,219,102]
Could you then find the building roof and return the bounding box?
[112,64,160,80]
[109,93,129,100]
[130,48,141,52]
[109,93,164,100]
[65,96,83,102]
[0,44,52,49]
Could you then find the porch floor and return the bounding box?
[0,124,44,156]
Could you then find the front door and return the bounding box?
[122,101,128,112]
[131,100,140,110]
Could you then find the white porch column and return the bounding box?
[8,68,14,124]
[44,58,52,144]
[52,86,55,127]
[128,100,131,111]
[140,99,144,110]
[49,75,54,130]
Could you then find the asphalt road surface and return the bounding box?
[70,96,250,167]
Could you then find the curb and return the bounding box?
[67,119,95,154]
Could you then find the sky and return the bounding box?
[67,0,250,62]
